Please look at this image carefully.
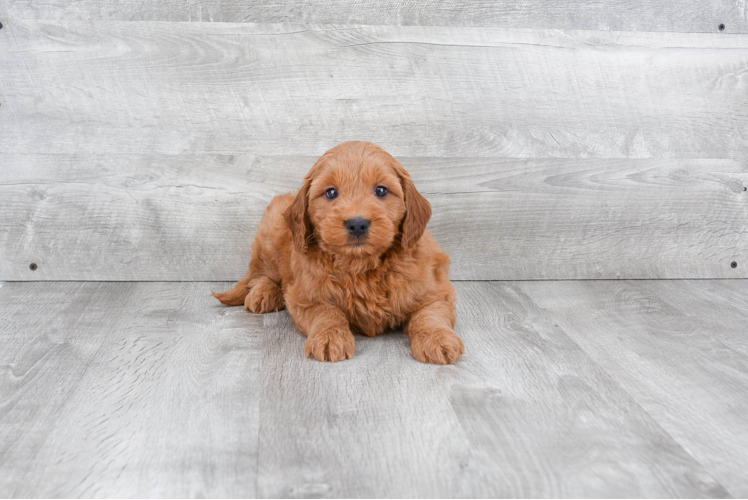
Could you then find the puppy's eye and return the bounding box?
[325,187,338,200]
[375,186,388,198]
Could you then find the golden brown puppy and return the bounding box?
[213,141,464,364]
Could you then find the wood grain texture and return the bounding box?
[0,281,263,497]
[0,0,746,33]
[624,280,748,357]
[255,282,729,497]
[2,280,745,496]
[256,312,473,498]
[1,22,747,159]
[2,155,746,281]
[520,279,748,497]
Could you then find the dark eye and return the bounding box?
[325,187,338,200]
[375,186,388,198]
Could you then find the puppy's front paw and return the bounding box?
[410,327,465,364]
[305,328,356,362]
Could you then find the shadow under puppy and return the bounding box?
[213,141,464,364]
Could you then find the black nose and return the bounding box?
[345,217,370,237]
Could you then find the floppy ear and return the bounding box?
[397,167,432,248]
[284,177,313,254]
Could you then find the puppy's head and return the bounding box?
[284,141,431,260]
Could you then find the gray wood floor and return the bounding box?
[1,280,746,498]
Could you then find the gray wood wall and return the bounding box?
[1,1,746,281]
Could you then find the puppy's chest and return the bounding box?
[328,272,411,336]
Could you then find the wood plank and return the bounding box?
[1,22,747,159]
[626,280,748,357]
[256,281,730,497]
[256,312,474,498]
[0,281,263,497]
[0,0,745,33]
[2,281,744,496]
[0,281,124,497]
[2,154,746,280]
[520,279,748,497]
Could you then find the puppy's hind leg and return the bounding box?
[213,191,292,310]
[244,275,285,313]
[212,273,251,306]
[212,273,284,312]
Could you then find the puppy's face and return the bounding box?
[308,153,404,258]
[285,141,431,260]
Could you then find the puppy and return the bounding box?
[213,141,464,364]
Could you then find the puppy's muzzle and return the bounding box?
[345,217,370,237]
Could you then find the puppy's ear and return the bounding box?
[397,165,432,248]
[284,177,313,254]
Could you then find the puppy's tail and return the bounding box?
[212,274,251,306]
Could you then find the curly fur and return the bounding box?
[213,141,464,364]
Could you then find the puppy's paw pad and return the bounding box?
[411,328,464,365]
[305,328,355,362]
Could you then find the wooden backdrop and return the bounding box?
[1,1,747,281]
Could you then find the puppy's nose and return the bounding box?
[345,217,370,237]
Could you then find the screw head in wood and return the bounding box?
[719,23,725,31]
[743,187,747,191]
[731,261,738,268]
[29,263,38,271]
[0,22,3,29]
